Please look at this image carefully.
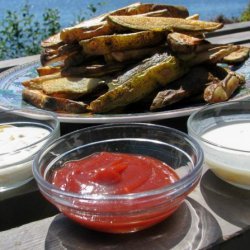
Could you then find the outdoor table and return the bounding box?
[0,21,250,249]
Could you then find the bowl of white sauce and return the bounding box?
[0,108,60,191]
[187,101,250,190]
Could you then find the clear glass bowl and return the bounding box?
[187,101,250,190]
[33,123,203,233]
[0,108,60,191]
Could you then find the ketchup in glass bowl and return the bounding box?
[33,123,203,233]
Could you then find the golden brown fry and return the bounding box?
[42,77,105,99]
[167,32,208,54]
[204,71,245,103]
[22,89,88,113]
[40,44,81,66]
[90,53,189,113]
[60,22,114,44]
[80,31,165,55]
[108,15,223,32]
[104,46,166,63]
[186,14,200,20]
[62,62,130,78]
[22,73,62,90]
[222,46,250,64]
[40,33,64,48]
[110,3,189,18]
[36,66,62,76]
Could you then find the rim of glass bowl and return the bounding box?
[0,108,60,167]
[188,101,250,153]
[33,123,204,200]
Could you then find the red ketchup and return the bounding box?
[51,152,180,233]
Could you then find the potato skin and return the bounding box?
[22,89,88,113]
[108,15,223,32]
[90,53,188,113]
[80,31,165,55]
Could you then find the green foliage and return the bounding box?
[240,3,250,21]
[0,3,61,60]
[72,2,106,25]
[0,1,104,60]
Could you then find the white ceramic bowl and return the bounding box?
[188,101,250,190]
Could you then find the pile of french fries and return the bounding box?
[22,2,250,114]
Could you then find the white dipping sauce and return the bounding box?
[202,122,250,151]
[201,122,250,189]
[0,125,50,191]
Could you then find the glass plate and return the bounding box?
[0,58,249,123]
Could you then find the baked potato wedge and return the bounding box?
[204,70,245,103]
[22,73,62,90]
[90,53,188,113]
[80,31,165,55]
[167,32,209,54]
[108,15,223,33]
[222,46,250,64]
[60,22,115,44]
[22,89,88,113]
[36,66,62,76]
[60,3,189,43]
[41,77,106,99]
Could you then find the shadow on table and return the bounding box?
[44,198,221,250]
[200,169,250,228]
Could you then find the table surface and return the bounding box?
[1,21,250,249]
[0,165,250,250]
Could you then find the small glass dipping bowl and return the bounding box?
[33,123,203,233]
[188,101,250,190]
[0,108,60,191]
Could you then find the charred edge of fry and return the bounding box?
[203,71,246,103]
[22,89,88,113]
[150,66,216,111]
[80,31,166,55]
[61,62,131,78]
[36,66,62,76]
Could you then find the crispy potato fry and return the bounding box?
[222,46,250,64]
[22,89,88,113]
[104,46,166,63]
[90,44,240,113]
[37,66,62,76]
[60,22,115,44]
[22,73,62,90]
[40,33,64,48]
[111,3,189,17]
[90,53,188,113]
[42,77,105,99]
[204,71,245,103]
[186,14,200,20]
[62,62,130,78]
[108,15,223,32]
[22,3,249,115]
[167,32,208,54]
[80,31,165,55]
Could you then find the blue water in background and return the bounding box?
[0,0,249,28]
